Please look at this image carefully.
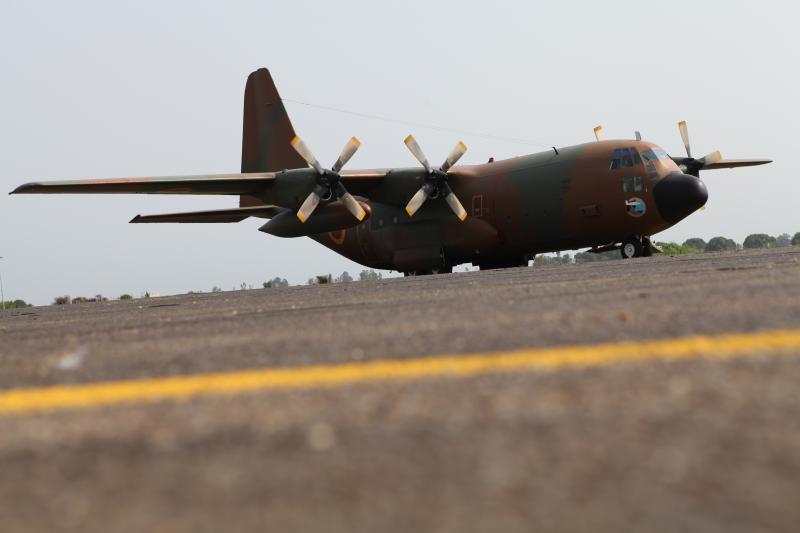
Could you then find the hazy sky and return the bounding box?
[3,1,798,304]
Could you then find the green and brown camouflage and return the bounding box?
[12,69,772,274]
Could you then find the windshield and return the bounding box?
[640,148,671,162]
[609,147,643,170]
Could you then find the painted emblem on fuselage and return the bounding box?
[328,229,346,245]
[625,197,647,218]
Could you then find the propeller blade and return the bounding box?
[700,150,723,167]
[290,136,324,174]
[404,135,432,173]
[334,183,367,221]
[405,187,429,217]
[442,186,468,221]
[593,125,603,142]
[440,141,468,173]
[678,120,692,158]
[331,136,361,173]
[340,192,367,221]
[296,191,321,223]
[635,131,642,141]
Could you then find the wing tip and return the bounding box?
[130,215,143,223]
[10,183,36,194]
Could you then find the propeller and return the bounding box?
[291,136,367,223]
[675,120,723,177]
[594,125,603,142]
[403,135,468,221]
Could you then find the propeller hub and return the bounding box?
[291,135,367,223]
[403,135,468,220]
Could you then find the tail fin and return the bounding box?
[240,68,305,206]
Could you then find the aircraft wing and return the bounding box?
[130,205,285,223]
[11,173,276,195]
[701,159,773,170]
[337,170,390,195]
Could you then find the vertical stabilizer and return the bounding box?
[240,68,305,206]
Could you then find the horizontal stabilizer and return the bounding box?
[130,205,285,224]
[12,173,275,195]
[701,159,773,170]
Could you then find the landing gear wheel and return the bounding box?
[620,236,643,259]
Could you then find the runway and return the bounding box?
[1,247,799,532]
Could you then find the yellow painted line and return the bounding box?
[1,329,800,415]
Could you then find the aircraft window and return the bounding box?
[610,149,622,169]
[622,176,643,192]
[611,147,642,169]
[622,148,633,167]
[622,176,634,192]
[641,149,671,162]
[472,195,483,217]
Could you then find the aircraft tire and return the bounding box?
[405,266,453,276]
[620,236,643,259]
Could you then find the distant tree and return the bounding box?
[71,296,89,304]
[793,232,800,246]
[211,286,223,293]
[704,237,737,253]
[263,277,289,289]
[308,274,332,285]
[1,299,32,309]
[743,233,777,249]
[660,242,700,255]
[358,269,383,281]
[95,294,108,302]
[119,294,133,300]
[574,250,619,263]
[682,238,707,251]
[334,271,353,283]
[776,233,792,247]
[54,295,71,305]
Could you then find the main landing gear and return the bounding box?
[620,235,655,259]
[403,266,453,277]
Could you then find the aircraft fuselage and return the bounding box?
[280,140,706,272]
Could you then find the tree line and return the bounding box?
[535,232,800,265]
[47,269,385,305]
[20,231,799,306]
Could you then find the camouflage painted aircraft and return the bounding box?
[13,69,772,274]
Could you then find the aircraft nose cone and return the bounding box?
[653,173,708,224]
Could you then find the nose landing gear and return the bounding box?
[620,235,656,259]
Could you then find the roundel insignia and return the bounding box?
[328,229,346,245]
[625,197,647,218]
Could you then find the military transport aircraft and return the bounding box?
[12,69,771,274]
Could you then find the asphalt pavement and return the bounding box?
[1,247,799,532]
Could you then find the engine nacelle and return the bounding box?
[258,201,371,238]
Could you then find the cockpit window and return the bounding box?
[610,147,642,169]
[640,148,670,162]
[640,148,671,180]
